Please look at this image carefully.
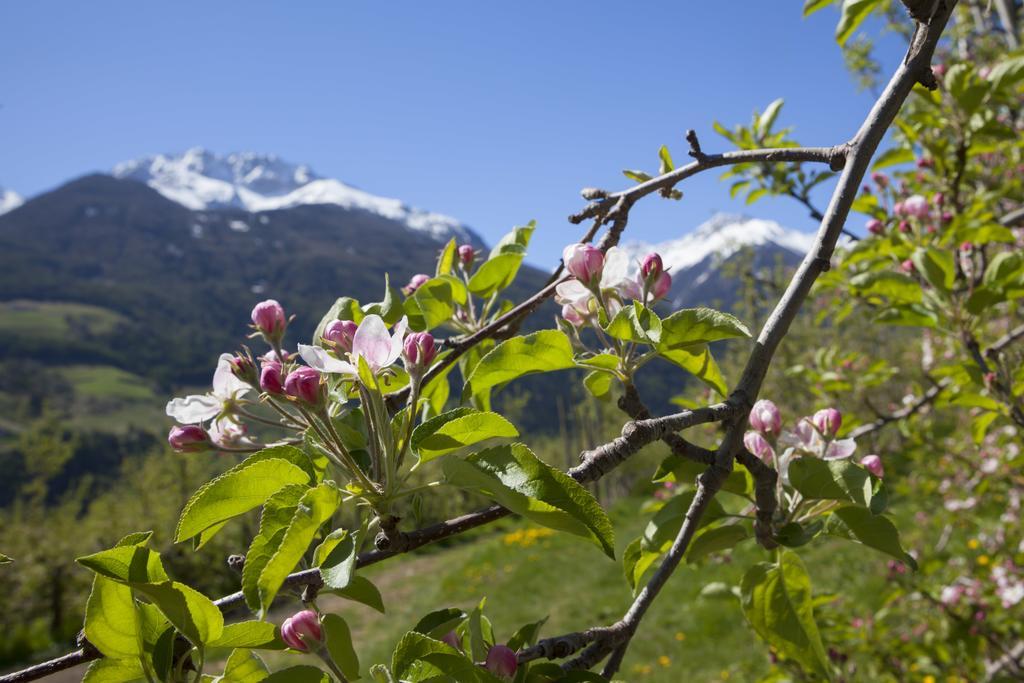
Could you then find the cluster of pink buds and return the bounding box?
[284,366,323,406]
[281,609,324,651]
[744,399,781,464]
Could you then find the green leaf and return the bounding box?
[788,457,886,513]
[0,553,11,564]
[325,575,386,613]
[658,345,729,396]
[802,0,833,16]
[604,302,662,344]
[622,538,661,592]
[217,649,269,683]
[133,580,224,646]
[316,529,357,590]
[209,621,283,649]
[77,544,169,585]
[469,250,526,298]
[775,520,825,548]
[686,525,751,563]
[82,658,146,683]
[740,552,831,678]
[836,0,880,45]
[489,221,535,258]
[658,145,674,173]
[850,271,922,304]
[411,408,519,462]
[436,238,457,276]
[242,485,308,612]
[575,352,619,371]
[392,631,501,683]
[323,614,361,680]
[175,452,311,543]
[871,146,915,170]
[404,276,466,331]
[825,506,917,568]
[623,169,652,183]
[262,666,331,683]
[658,308,751,349]
[758,98,784,134]
[257,484,341,615]
[84,575,140,658]
[910,247,955,294]
[583,370,614,400]
[463,330,576,399]
[641,491,725,552]
[443,443,616,557]
[412,608,466,638]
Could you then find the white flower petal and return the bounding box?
[352,315,392,371]
[298,344,356,375]
[555,280,592,306]
[825,438,857,460]
[600,247,630,289]
[386,317,409,367]
[212,353,251,399]
[166,394,221,423]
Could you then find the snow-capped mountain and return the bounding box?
[0,187,23,216]
[621,214,815,306]
[620,214,814,272]
[112,148,473,242]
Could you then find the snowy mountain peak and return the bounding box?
[620,214,814,272]
[0,186,24,216]
[112,148,473,242]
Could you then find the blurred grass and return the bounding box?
[261,495,893,682]
[0,299,126,340]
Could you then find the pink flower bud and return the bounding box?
[959,241,973,253]
[899,221,911,234]
[562,243,604,284]
[893,201,905,216]
[941,211,953,223]
[903,194,929,219]
[812,408,842,438]
[749,399,782,436]
[441,630,462,651]
[860,454,884,478]
[168,425,211,453]
[744,431,774,463]
[640,253,664,279]
[403,331,437,369]
[933,63,946,78]
[649,271,672,301]
[281,609,323,651]
[458,244,476,267]
[260,361,285,395]
[284,366,322,405]
[916,157,932,169]
[861,184,872,194]
[561,303,585,327]
[900,259,915,273]
[403,273,430,295]
[866,219,884,235]
[323,319,358,352]
[871,172,889,188]
[485,644,518,679]
[934,192,944,207]
[984,371,997,388]
[251,299,287,338]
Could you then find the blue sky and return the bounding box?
[0,2,904,265]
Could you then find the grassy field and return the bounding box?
[56,365,163,432]
[0,299,127,341]
[255,496,892,682]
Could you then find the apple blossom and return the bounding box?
[640,253,663,279]
[403,273,430,295]
[749,399,782,436]
[870,172,888,187]
[166,354,252,424]
[284,366,322,406]
[298,315,408,378]
[562,243,605,284]
[260,361,285,395]
[168,425,210,453]
[561,303,586,327]
[648,270,672,302]
[866,218,884,235]
[485,644,517,679]
[458,244,475,268]
[323,319,358,353]
[251,299,287,339]
[903,194,930,218]
[227,355,258,385]
[281,609,323,651]
[209,420,253,449]
[860,454,884,478]
[812,408,842,437]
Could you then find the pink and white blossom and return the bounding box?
[298,315,408,377]
[562,243,605,283]
[166,354,252,424]
[281,609,323,651]
[749,399,782,436]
